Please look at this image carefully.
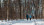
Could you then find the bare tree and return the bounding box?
[18,0,21,19]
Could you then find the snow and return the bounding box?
[12,23,35,25]
[0,19,44,25]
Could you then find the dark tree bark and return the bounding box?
[18,0,21,19]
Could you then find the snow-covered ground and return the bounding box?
[0,19,44,25]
